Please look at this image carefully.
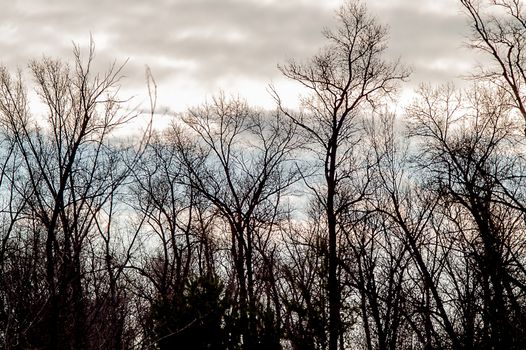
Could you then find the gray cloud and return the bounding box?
[372,2,475,86]
[1,0,481,110]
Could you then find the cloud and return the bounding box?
[2,0,338,109]
[367,0,476,86]
[1,0,482,111]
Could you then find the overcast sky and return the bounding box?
[2,0,479,112]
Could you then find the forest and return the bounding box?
[2,0,526,349]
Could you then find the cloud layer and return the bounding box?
[1,0,478,111]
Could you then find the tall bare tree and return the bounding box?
[276,2,409,349]
[0,42,150,349]
[407,83,526,349]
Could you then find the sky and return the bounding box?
[1,0,480,113]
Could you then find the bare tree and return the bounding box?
[461,0,526,132]
[125,130,227,349]
[275,2,409,349]
[0,42,150,349]
[174,95,301,349]
[406,83,526,349]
